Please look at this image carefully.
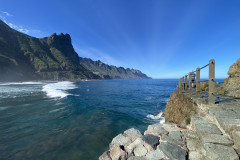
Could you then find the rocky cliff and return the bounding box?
[79,58,149,79]
[0,20,150,81]
[216,58,240,97]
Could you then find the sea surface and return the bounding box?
[0,79,214,159]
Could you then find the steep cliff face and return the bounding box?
[216,58,240,97]
[79,58,150,79]
[0,20,150,81]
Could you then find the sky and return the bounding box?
[0,0,240,78]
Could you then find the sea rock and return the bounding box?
[124,128,142,141]
[99,151,111,160]
[110,144,128,160]
[110,134,131,147]
[159,142,187,160]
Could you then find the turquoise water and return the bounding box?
[0,79,178,160]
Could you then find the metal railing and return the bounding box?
[177,59,215,104]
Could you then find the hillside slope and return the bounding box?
[0,20,150,81]
[79,58,149,79]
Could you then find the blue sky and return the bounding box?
[0,0,240,78]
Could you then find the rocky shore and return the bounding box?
[99,59,240,160]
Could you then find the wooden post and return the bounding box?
[179,78,181,93]
[189,72,192,96]
[182,77,184,91]
[185,75,187,91]
[196,68,200,98]
[209,59,215,104]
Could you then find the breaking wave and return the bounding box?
[42,81,77,98]
[146,111,165,123]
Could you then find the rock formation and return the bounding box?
[216,58,240,97]
[0,20,150,81]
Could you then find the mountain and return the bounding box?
[79,58,149,79]
[0,20,150,81]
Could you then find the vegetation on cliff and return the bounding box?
[0,20,150,81]
[79,57,149,79]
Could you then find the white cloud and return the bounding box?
[74,45,122,66]
[0,11,47,37]
[1,11,13,17]
[3,20,30,34]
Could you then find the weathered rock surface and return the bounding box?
[164,92,198,126]
[159,142,187,160]
[204,143,239,160]
[216,58,240,98]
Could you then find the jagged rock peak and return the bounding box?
[47,32,72,45]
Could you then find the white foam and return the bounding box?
[160,117,165,124]
[42,81,77,98]
[0,82,43,85]
[146,112,165,123]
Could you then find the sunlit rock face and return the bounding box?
[216,58,240,98]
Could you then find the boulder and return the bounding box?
[110,144,128,160]
[144,123,168,136]
[161,131,184,146]
[124,128,142,141]
[99,151,111,160]
[126,138,144,153]
[145,149,165,160]
[110,134,131,147]
[142,134,160,151]
[133,144,148,157]
[159,142,187,160]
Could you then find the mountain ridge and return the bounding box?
[0,20,150,81]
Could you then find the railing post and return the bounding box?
[209,59,215,104]
[196,68,200,98]
[179,78,181,93]
[189,72,192,96]
[185,75,187,91]
[182,77,184,91]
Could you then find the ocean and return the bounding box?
[0,79,178,159]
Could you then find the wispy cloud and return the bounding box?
[0,11,46,37]
[3,20,29,34]
[74,45,122,66]
[1,11,13,17]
